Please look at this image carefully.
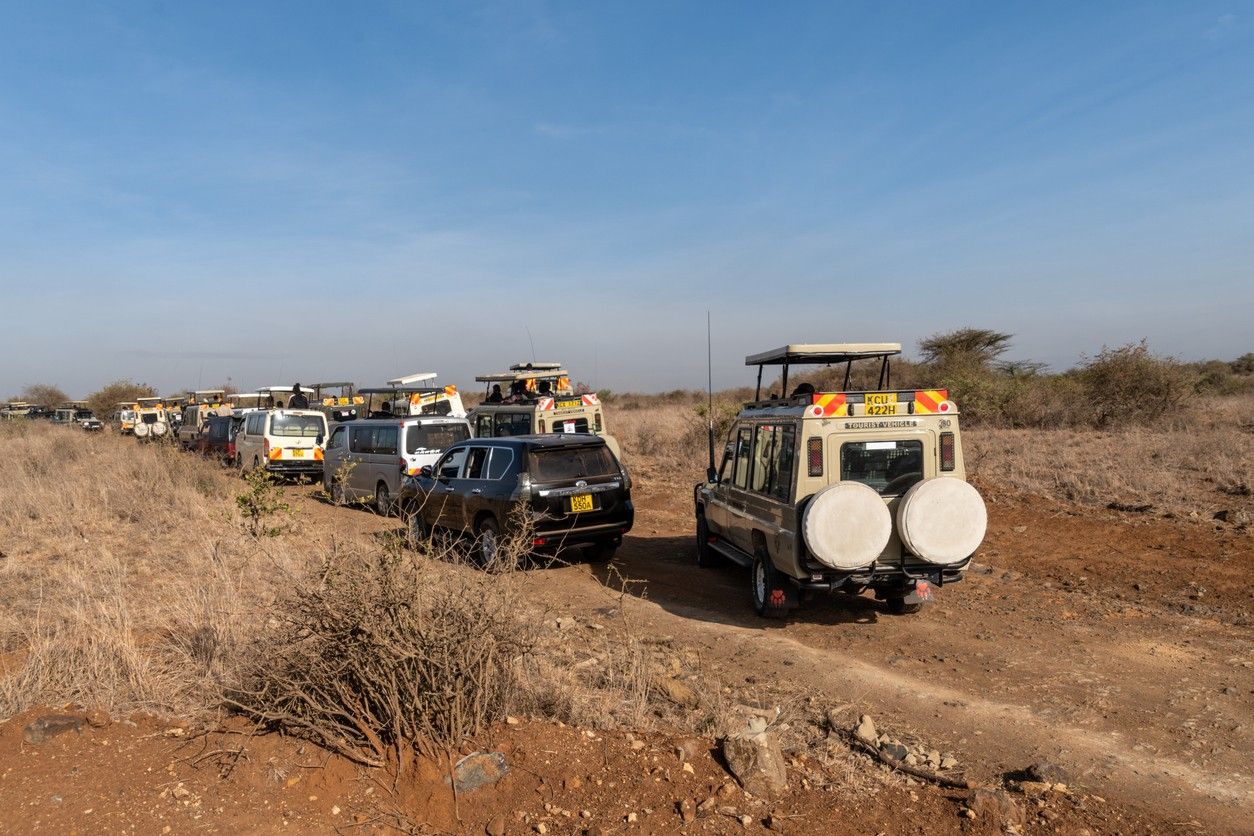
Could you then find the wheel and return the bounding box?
[252,456,261,472]
[885,597,924,615]
[407,507,431,544]
[473,516,502,569]
[752,551,795,619]
[374,482,391,516]
[330,480,347,506]
[585,540,618,563]
[696,512,720,568]
[234,453,243,471]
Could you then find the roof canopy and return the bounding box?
[745,343,902,366]
[358,386,444,396]
[476,367,570,383]
[509,362,562,371]
[310,381,354,389]
[386,372,437,386]
[252,385,314,394]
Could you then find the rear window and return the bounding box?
[840,440,924,495]
[406,423,470,454]
[271,413,325,438]
[494,412,533,436]
[528,445,618,481]
[550,417,590,434]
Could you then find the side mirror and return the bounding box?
[706,466,719,483]
[420,465,433,478]
[316,433,324,446]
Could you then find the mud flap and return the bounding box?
[903,580,933,607]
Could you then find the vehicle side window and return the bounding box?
[769,425,796,500]
[486,447,514,480]
[327,426,345,450]
[349,427,368,454]
[731,427,753,490]
[465,447,490,479]
[375,427,398,456]
[475,414,493,437]
[438,447,468,479]
[495,413,532,437]
[751,425,778,493]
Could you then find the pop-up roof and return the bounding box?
[476,363,570,383]
[745,343,902,366]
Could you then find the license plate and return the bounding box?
[290,449,304,457]
[864,392,897,416]
[569,494,594,513]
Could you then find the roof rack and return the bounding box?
[386,372,438,387]
[745,343,903,402]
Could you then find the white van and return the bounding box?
[234,409,328,478]
[322,416,471,514]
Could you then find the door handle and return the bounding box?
[471,488,482,495]
[444,486,456,493]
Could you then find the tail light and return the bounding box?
[314,447,324,461]
[940,432,955,471]
[263,438,270,457]
[807,437,823,477]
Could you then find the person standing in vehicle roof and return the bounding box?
[288,384,310,409]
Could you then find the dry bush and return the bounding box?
[229,540,536,765]
[1076,340,1197,427]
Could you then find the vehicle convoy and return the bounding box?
[1,401,33,420]
[469,363,620,458]
[234,408,328,477]
[694,343,987,618]
[132,397,170,441]
[322,414,472,514]
[194,413,241,463]
[400,434,634,567]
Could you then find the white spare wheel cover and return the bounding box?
[151,422,167,437]
[133,423,149,437]
[802,482,893,570]
[897,477,987,565]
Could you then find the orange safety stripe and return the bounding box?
[811,393,848,417]
[912,389,949,414]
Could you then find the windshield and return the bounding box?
[271,413,325,438]
[840,440,924,495]
[406,423,470,454]
[529,445,618,482]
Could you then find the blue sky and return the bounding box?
[1,1,1250,396]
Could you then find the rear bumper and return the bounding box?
[264,459,323,475]
[533,506,634,548]
[797,557,970,591]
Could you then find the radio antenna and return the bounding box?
[525,325,537,362]
[706,311,716,480]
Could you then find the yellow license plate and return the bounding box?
[290,449,304,457]
[864,393,898,416]
[569,494,594,513]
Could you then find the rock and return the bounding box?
[450,752,509,793]
[717,781,738,798]
[506,716,521,725]
[1025,761,1071,784]
[629,739,646,751]
[904,753,919,766]
[678,798,696,823]
[534,823,548,835]
[880,741,909,762]
[22,714,83,744]
[1013,780,1052,797]
[682,762,695,774]
[852,715,878,747]
[967,788,1026,830]
[85,710,111,728]
[675,737,704,761]
[940,755,959,770]
[722,730,788,798]
[698,796,718,814]
[485,814,506,836]
[739,814,753,827]
[656,677,699,708]
[625,812,638,823]
[555,617,577,630]
[926,749,941,768]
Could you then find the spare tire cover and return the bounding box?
[133,423,149,438]
[151,422,168,437]
[802,482,893,570]
[897,477,987,565]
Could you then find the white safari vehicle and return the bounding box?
[694,344,987,618]
[234,408,329,478]
[132,397,170,441]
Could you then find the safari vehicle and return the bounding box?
[469,363,619,456]
[693,344,987,618]
[234,408,328,477]
[133,397,170,441]
[1,401,33,420]
[51,402,91,426]
[248,385,316,409]
[355,372,467,422]
[311,381,365,423]
[399,434,634,567]
[175,389,231,447]
[114,402,137,434]
[322,415,472,514]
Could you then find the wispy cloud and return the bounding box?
[532,122,607,139]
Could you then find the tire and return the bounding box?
[751,551,795,619]
[473,516,502,569]
[585,540,618,563]
[330,480,347,506]
[408,507,430,544]
[234,453,243,471]
[374,482,391,516]
[885,597,924,616]
[696,512,720,568]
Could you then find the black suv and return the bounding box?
[399,434,634,566]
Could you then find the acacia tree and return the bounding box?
[918,328,1013,370]
[87,380,158,420]
[17,384,71,406]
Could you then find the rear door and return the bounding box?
[428,445,471,531]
